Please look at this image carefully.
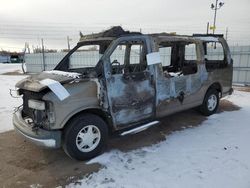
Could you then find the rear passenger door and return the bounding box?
[155,41,207,117]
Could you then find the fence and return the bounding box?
[25,45,250,85]
[230,46,250,85]
[25,52,67,72]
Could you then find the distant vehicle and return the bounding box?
[10,54,23,63]
[0,53,23,63]
[13,27,233,160]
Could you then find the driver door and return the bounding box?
[105,39,155,128]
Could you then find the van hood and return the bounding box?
[16,71,81,92]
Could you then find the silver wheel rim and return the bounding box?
[76,125,101,152]
[207,94,217,111]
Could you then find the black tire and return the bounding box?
[63,113,108,161]
[199,88,219,116]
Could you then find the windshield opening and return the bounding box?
[55,40,112,77]
[69,45,101,69]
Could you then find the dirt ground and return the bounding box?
[1,70,24,75]
[233,85,250,92]
[0,99,240,188]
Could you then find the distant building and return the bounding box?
[0,51,24,63]
[0,52,10,63]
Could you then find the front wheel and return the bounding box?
[63,114,108,161]
[199,89,219,116]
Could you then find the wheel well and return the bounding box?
[207,82,222,97]
[64,109,113,134]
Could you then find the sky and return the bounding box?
[0,0,249,52]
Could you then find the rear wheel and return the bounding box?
[63,114,108,160]
[199,88,219,116]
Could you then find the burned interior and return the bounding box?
[159,40,198,77]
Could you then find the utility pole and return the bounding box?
[225,27,228,41]
[67,36,71,51]
[210,0,224,34]
[206,22,210,34]
[41,38,46,71]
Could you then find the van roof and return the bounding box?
[79,26,224,42]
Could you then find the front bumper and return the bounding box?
[13,109,61,148]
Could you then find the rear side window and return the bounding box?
[203,41,228,71]
[205,42,225,60]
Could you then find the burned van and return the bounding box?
[13,27,233,160]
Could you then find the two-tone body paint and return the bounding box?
[15,35,233,133]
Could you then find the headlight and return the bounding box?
[28,99,45,110]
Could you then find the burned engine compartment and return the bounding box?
[19,89,50,130]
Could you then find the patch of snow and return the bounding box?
[168,71,183,77]
[67,91,250,188]
[0,75,27,133]
[164,71,183,77]
[44,70,81,79]
[0,63,23,74]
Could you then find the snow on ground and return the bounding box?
[0,63,26,132]
[0,62,249,187]
[68,91,250,188]
[0,63,23,74]
[0,75,26,133]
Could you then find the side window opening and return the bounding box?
[158,41,198,78]
[128,43,147,73]
[183,43,198,75]
[110,44,126,66]
[204,42,227,71]
[110,40,147,75]
[159,46,171,67]
[110,44,126,74]
[185,43,197,60]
